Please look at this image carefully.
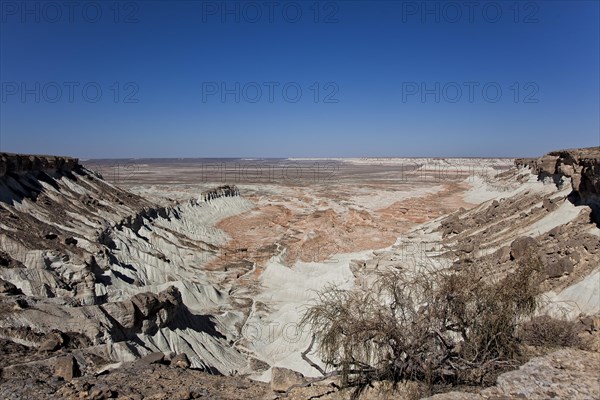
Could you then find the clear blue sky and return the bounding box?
[1,0,599,158]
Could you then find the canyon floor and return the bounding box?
[0,153,598,399]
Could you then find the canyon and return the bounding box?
[0,149,598,399]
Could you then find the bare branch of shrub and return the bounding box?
[301,255,542,393]
[520,315,583,349]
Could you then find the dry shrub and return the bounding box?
[521,315,582,349]
[301,257,541,393]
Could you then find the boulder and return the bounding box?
[544,257,574,279]
[138,352,165,365]
[87,387,116,400]
[542,197,559,212]
[458,241,475,254]
[131,286,182,333]
[249,357,270,372]
[140,319,159,335]
[440,215,465,237]
[580,315,600,332]
[95,362,124,375]
[131,292,161,318]
[0,251,11,267]
[54,355,80,380]
[101,300,137,330]
[170,353,191,369]
[547,226,563,237]
[537,155,559,175]
[510,237,539,261]
[0,278,20,295]
[134,286,182,334]
[38,331,65,352]
[558,163,576,176]
[493,247,511,264]
[568,250,581,264]
[157,285,182,306]
[270,367,306,392]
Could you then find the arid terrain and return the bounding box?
[0,150,598,399]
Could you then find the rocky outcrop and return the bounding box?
[96,286,183,338]
[0,153,79,177]
[1,149,596,399]
[0,277,20,295]
[54,355,81,381]
[270,367,307,392]
[516,147,600,207]
[200,185,240,202]
[509,236,539,261]
[170,353,191,369]
[115,205,175,234]
[38,331,66,352]
[130,285,182,334]
[137,352,166,365]
[425,349,600,399]
[0,154,254,377]
[51,362,270,400]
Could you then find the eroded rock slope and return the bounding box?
[1,149,599,399]
[0,153,263,383]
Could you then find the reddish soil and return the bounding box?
[215,182,473,269]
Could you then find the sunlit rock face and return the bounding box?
[0,153,79,177]
[516,147,600,207]
[0,153,256,374]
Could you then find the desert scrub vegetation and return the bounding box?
[520,314,583,349]
[301,257,543,395]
